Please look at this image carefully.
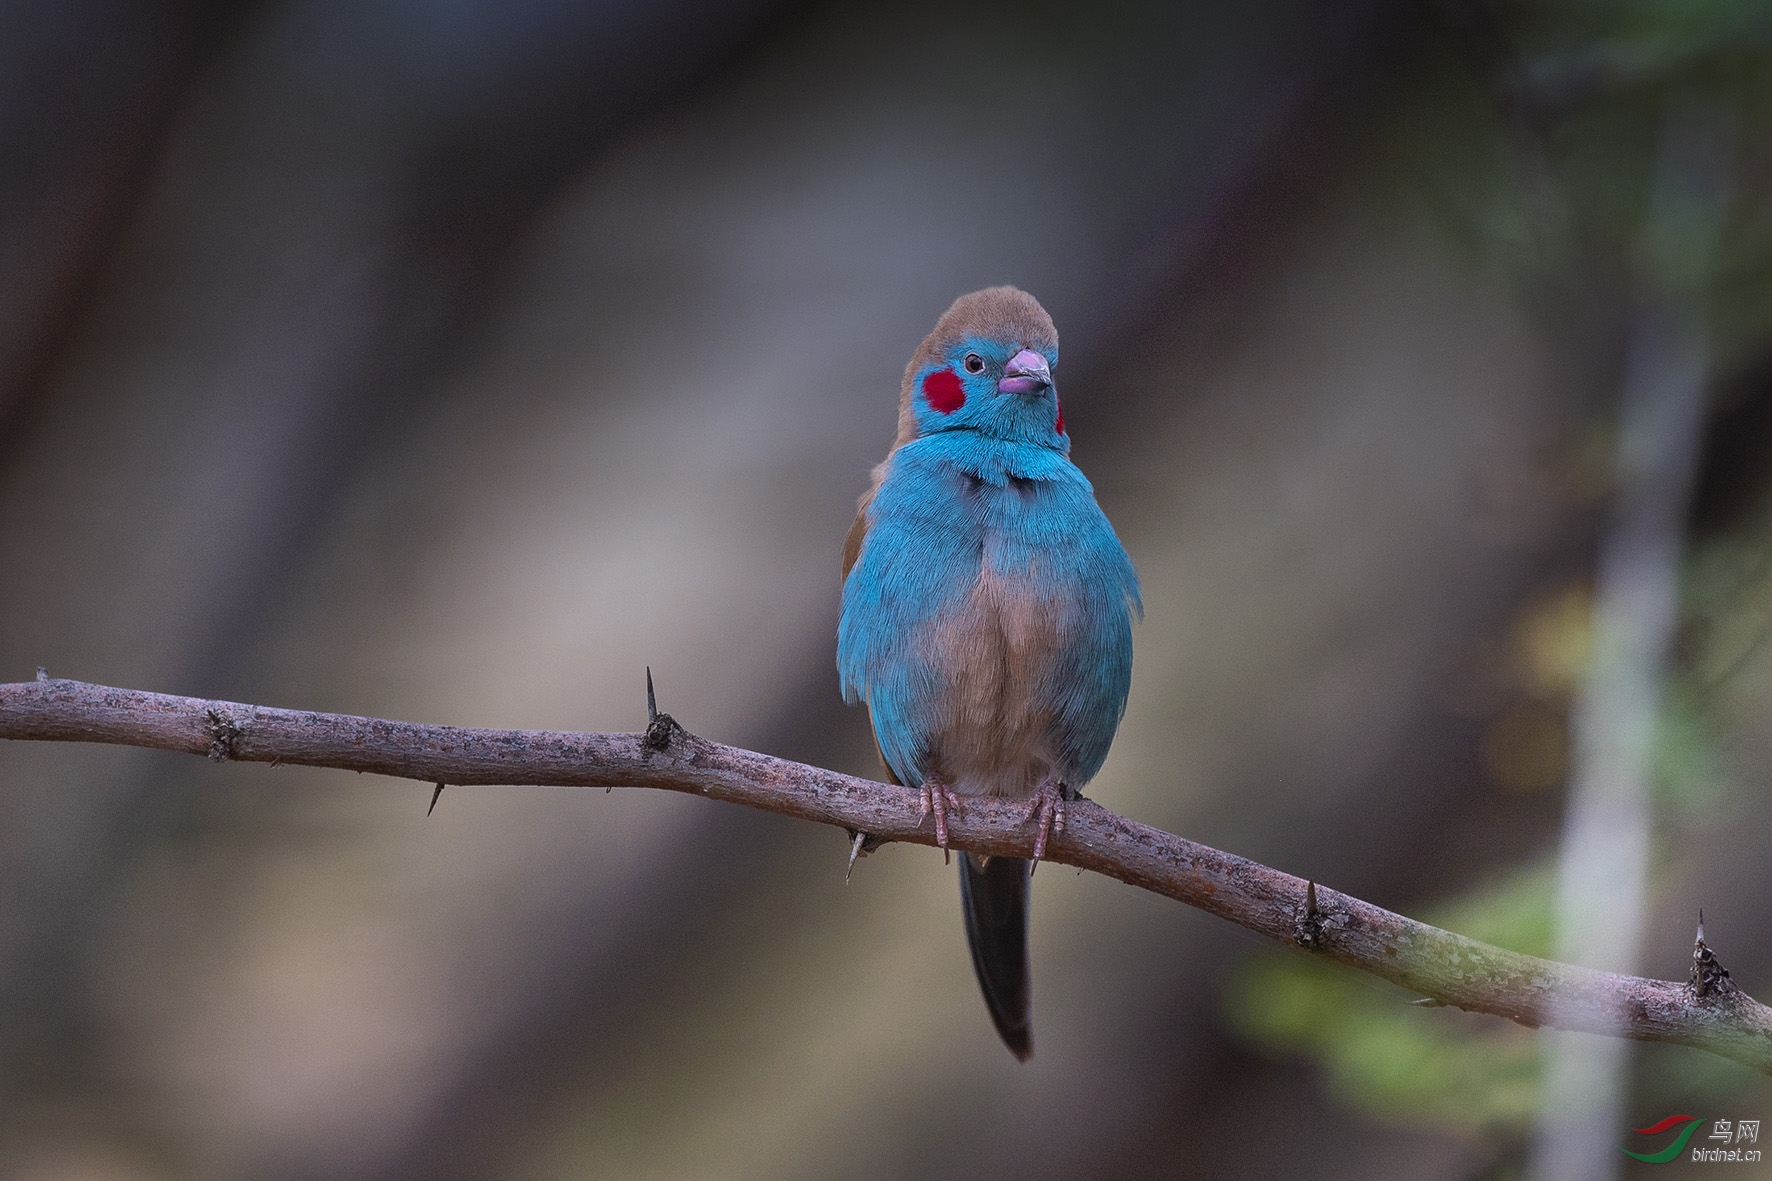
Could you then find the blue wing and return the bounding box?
[838,441,981,788]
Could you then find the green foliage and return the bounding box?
[1226,866,1554,1136]
[1227,854,1759,1136]
[1655,527,1772,816]
[1393,0,1772,363]
[1224,0,1772,1150]
[1650,683,1728,814]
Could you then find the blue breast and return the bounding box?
[838,430,1140,791]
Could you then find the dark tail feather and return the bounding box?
[958,852,1032,1060]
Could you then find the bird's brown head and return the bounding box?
[895,286,1063,448]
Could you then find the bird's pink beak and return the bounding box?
[998,349,1052,395]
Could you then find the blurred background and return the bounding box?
[3,0,1772,1177]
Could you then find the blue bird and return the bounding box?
[838,287,1140,1060]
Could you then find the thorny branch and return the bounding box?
[4,676,1770,1074]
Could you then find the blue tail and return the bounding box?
[959,852,1032,1060]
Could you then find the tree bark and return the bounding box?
[4,676,1769,1074]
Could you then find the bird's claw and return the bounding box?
[918,780,962,864]
[1022,781,1070,872]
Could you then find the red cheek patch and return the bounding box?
[922,368,964,414]
[1055,399,1065,434]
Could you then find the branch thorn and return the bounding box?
[642,671,688,754]
[1691,908,1738,999]
[428,782,446,816]
[35,667,48,682]
[846,829,867,883]
[1296,879,1324,948]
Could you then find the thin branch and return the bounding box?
[4,677,1770,1074]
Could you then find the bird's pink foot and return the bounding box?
[1022,780,1071,871]
[918,779,962,864]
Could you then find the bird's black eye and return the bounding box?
[963,353,985,374]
